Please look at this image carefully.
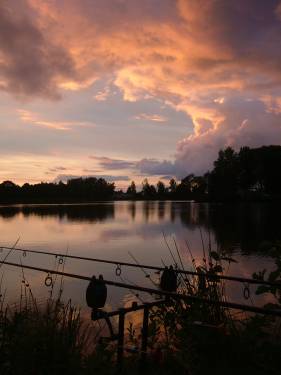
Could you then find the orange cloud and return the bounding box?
[17,109,94,131]
[134,113,167,122]
[1,0,281,177]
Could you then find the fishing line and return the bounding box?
[162,232,178,267]
[0,245,280,287]
[128,251,158,288]
[0,237,20,270]
[1,259,281,317]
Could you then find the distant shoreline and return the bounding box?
[0,196,281,206]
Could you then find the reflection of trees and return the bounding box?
[171,202,281,254]
[0,206,21,219]
[170,202,176,223]
[153,201,281,255]
[178,202,210,228]
[208,203,281,254]
[0,202,280,256]
[0,204,114,223]
[157,201,166,221]
[142,201,157,223]
[128,202,136,221]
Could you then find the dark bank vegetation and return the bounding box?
[131,145,281,201]
[1,145,281,203]
[0,177,115,204]
[0,244,281,374]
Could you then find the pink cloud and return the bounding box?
[1,0,281,177]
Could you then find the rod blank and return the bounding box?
[0,245,280,287]
[1,259,281,317]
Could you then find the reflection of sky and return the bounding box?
[0,202,278,314]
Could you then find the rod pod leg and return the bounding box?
[117,309,125,372]
[140,305,149,368]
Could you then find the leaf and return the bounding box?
[220,256,238,263]
[258,241,273,253]
[263,302,281,310]
[252,269,266,281]
[255,285,270,295]
[268,269,281,282]
[211,265,223,273]
[210,251,220,261]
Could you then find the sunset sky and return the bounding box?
[1,0,281,187]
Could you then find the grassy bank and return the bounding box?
[0,247,281,374]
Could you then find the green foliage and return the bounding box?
[0,239,281,374]
[156,181,166,196]
[169,178,177,193]
[0,177,115,204]
[141,179,157,199]
[253,241,281,306]
[126,181,136,196]
[0,299,89,374]
[209,145,281,200]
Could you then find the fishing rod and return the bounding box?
[1,245,280,288]
[1,259,281,317]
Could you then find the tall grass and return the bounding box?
[0,237,280,374]
[0,296,87,374]
[124,237,281,374]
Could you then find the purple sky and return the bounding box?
[1,0,281,187]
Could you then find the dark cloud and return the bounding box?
[91,155,178,177]
[182,2,278,97]
[67,0,177,30]
[136,158,176,176]
[82,168,103,173]
[89,156,136,170]
[48,166,68,173]
[0,0,75,99]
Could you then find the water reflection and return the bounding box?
[0,201,280,309]
[208,203,281,254]
[0,202,280,255]
[128,201,136,221]
[0,203,114,223]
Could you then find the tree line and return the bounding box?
[1,145,281,203]
[0,177,115,203]
[126,145,281,201]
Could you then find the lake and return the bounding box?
[0,201,279,312]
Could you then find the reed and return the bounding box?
[0,236,280,374]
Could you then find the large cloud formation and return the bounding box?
[90,155,176,176]
[0,0,76,99]
[1,0,281,176]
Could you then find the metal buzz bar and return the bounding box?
[0,245,280,288]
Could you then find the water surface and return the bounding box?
[0,201,279,311]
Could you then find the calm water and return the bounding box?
[0,201,280,311]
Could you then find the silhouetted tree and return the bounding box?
[209,145,281,200]
[191,176,208,195]
[169,178,177,194]
[141,179,157,199]
[209,147,239,200]
[0,177,115,204]
[126,181,137,196]
[157,181,166,197]
[2,145,281,204]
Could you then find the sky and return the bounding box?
[0,0,281,188]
